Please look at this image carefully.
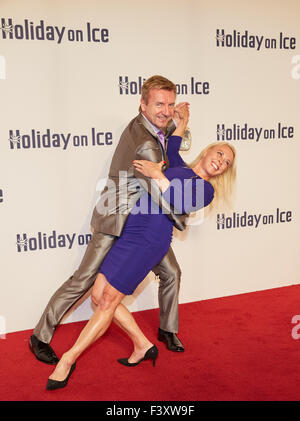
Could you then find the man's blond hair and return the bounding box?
[139,75,177,111]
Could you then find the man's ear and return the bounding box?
[140,98,146,113]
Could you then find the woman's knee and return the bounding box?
[98,285,123,312]
[91,273,106,305]
[91,290,100,306]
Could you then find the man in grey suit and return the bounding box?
[29,75,189,364]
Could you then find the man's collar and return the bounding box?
[141,114,160,134]
[138,113,160,139]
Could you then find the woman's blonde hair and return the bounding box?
[190,142,237,214]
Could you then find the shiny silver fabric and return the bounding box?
[34,232,116,343]
[153,247,181,333]
[34,114,186,343]
[91,114,187,236]
[179,127,192,151]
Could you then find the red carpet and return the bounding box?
[0,285,300,402]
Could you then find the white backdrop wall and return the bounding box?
[1,0,299,334]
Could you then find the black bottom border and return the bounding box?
[1,401,300,416]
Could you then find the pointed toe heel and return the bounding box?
[46,362,76,391]
[144,344,158,367]
[117,345,158,367]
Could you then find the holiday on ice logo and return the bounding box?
[118,76,210,96]
[216,29,296,50]
[216,208,292,230]
[1,18,109,44]
[16,230,92,252]
[8,128,113,150]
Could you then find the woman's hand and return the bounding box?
[133,160,170,192]
[174,102,189,125]
[133,160,165,179]
[173,102,190,137]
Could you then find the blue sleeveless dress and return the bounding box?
[99,136,214,294]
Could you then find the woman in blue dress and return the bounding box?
[47,106,236,390]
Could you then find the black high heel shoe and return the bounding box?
[117,345,158,367]
[46,362,76,390]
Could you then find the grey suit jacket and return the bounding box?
[91,113,187,236]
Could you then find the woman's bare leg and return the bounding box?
[92,276,153,363]
[113,304,153,363]
[48,274,124,381]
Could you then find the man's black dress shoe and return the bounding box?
[158,328,184,352]
[29,334,59,364]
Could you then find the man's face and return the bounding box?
[140,88,176,130]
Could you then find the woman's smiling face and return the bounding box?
[200,144,234,179]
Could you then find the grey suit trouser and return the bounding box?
[34,231,181,343]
